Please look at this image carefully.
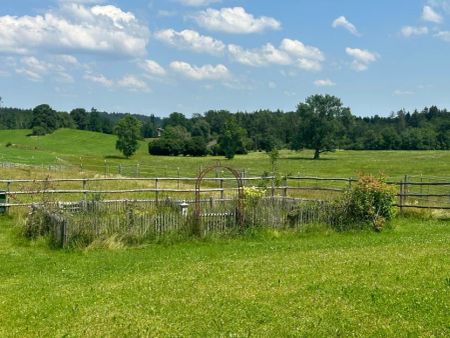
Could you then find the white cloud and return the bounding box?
[435,30,450,41]
[228,38,324,71]
[401,26,429,37]
[193,7,281,34]
[427,0,450,14]
[170,61,230,80]
[140,60,166,76]
[84,72,114,87]
[178,0,221,6]
[154,29,225,55]
[296,58,322,72]
[314,79,336,87]
[158,10,177,17]
[280,39,325,62]
[332,16,360,36]
[0,3,149,57]
[56,54,79,65]
[422,5,443,23]
[15,56,73,82]
[227,44,266,66]
[227,43,291,67]
[118,75,150,92]
[345,47,379,71]
[393,89,414,96]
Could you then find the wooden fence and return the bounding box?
[2,175,450,210]
[28,197,333,247]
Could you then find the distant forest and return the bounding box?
[1,101,450,154]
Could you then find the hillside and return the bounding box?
[0,129,147,165]
[1,129,450,179]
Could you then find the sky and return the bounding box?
[0,0,450,117]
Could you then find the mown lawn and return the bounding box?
[0,216,448,337]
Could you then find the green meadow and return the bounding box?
[1,129,450,179]
[0,129,449,336]
[0,216,449,337]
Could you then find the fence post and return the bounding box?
[282,176,288,198]
[220,179,224,200]
[82,179,87,203]
[271,176,275,198]
[404,175,409,209]
[399,180,404,213]
[155,178,159,203]
[61,219,67,248]
[348,178,353,189]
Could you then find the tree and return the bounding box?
[70,108,89,130]
[114,115,142,158]
[31,104,59,135]
[218,118,248,159]
[293,94,352,159]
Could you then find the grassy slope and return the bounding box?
[1,129,450,178]
[0,216,448,337]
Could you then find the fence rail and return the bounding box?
[2,175,450,211]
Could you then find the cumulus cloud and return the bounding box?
[170,61,230,80]
[228,38,324,71]
[140,60,166,76]
[332,16,360,36]
[422,5,443,23]
[83,72,150,92]
[435,30,450,41]
[227,44,290,67]
[345,47,379,71]
[314,79,336,87]
[193,7,281,34]
[118,75,150,92]
[154,29,225,55]
[83,72,114,87]
[0,3,149,57]
[401,26,429,37]
[177,0,221,6]
[280,39,325,62]
[15,55,74,82]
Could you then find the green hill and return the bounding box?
[0,129,146,166]
[1,128,450,179]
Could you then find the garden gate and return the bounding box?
[193,164,245,234]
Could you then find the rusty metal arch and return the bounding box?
[194,164,245,232]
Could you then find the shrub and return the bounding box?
[333,175,397,231]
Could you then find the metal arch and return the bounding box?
[194,163,245,230]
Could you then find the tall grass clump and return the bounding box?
[333,175,397,231]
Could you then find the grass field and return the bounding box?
[0,129,449,336]
[1,129,450,179]
[0,216,448,336]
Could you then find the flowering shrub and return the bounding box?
[333,175,397,231]
[243,186,266,208]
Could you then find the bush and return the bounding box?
[333,175,397,231]
[31,126,47,136]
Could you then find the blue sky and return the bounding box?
[0,0,449,117]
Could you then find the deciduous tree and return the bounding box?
[114,115,142,158]
[293,95,352,159]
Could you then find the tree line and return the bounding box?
[1,95,449,159]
